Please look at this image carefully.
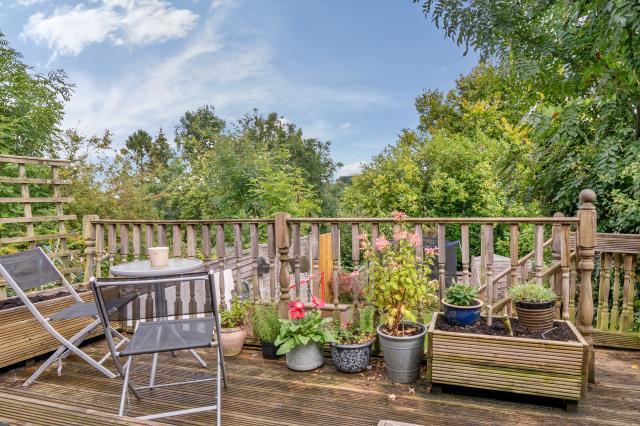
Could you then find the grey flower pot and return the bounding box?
[285,342,324,371]
[377,321,426,383]
[331,339,374,373]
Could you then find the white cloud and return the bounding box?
[16,0,48,5]
[21,0,199,57]
[337,162,364,177]
[338,122,352,130]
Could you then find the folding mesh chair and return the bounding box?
[90,270,227,423]
[0,248,133,386]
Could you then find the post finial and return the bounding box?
[579,189,596,203]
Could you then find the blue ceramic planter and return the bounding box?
[442,299,484,326]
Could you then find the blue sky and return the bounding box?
[0,0,477,176]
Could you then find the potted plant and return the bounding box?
[330,306,376,373]
[219,298,252,356]
[274,299,334,371]
[253,303,281,359]
[361,212,439,383]
[508,282,557,331]
[442,282,483,326]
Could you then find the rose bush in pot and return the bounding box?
[362,212,439,383]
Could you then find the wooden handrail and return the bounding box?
[478,237,553,294]
[289,217,579,224]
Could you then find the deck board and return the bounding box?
[0,341,638,425]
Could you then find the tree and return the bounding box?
[121,128,172,171]
[414,0,640,231]
[175,105,226,161]
[0,32,73,156]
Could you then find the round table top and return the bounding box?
[110,258,204,278]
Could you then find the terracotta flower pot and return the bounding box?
[220,326,247,356]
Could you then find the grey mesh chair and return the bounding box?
[90,270,227,423]
[0,247,133,386]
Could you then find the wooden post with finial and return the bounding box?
[576,189,597,383]
[275,213,291,318]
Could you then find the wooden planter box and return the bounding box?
[0,289,102,369]
[427,313,588,407]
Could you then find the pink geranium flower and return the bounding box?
[288,301,305,319]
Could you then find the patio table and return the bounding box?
[110,258,207,386]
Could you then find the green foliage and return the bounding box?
[0,32,73,157]
[508,282,556,303]
[362,218,439,334]
[219,298,252,328]
[252,304,280,343]
[274,310,334,355]
[358,305,376,334]
[332,305,377,345]
[414,0,640,232]
[444,283,478,307]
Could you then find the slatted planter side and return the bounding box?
[0,291,104,369]
[426,313,588,404]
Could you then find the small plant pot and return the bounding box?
[330,339,374,373]
[442,298,484,326]
[285,342,324,371]
[260,342,280,359]
[377,321,426,383]
[220,326,247,356]
[514,301,555,331]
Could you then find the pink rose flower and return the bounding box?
[374,235,391,251]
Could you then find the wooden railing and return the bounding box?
[83,189,600,377]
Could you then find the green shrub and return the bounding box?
[253,304,280,343]
[508,282,556,303]
[220,298,251,328]
[444,283,478,306]
[358,305,376,334]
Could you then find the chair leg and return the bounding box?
[119,357,133,416]
[188,349,208,368]
[216,349,222,425]
[219,345,228,390]
[149,353,159,387]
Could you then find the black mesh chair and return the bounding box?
[90,270,227,423]
[0,248,132,386]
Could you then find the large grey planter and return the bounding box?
[286,342,324,371]
[331,339,374,373]
[377,321,426,383]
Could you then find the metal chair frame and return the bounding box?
[0,247,127,386]
[91,270,227,423]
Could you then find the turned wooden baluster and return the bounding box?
[484,224,494,326]
[569,250,578,321]
[560,224,571,321]
[95,223,104,278]
[233,223,243,295]
[250,223,260,303]
[437,223,446,309]
[599,253,612,330]
[202,224,212,266]
[186,224,196,259]
[157,224,167,247]
[216,224,226,303]
[132,224,141,261]
[107,224,116,275]
[82,215,98,280]
[534,224,544,286]
[331,223,340,314]
[619,254,634,332]
[120,224,129,262]
[145,224,153,256]
[371,223,379,249]
[267,223,276,303]
[508,224,519,316]
[172,224,182,257]
[461,224,470,285]
[291,223,301,300]
[576,189,597,383]
[352,223,361,306]
[311,223,320,301]
[551,216,562,318]
[414,224,423,261]
[275,213,291,317]
[610,254,621,331]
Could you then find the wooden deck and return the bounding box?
[0,341,638,425]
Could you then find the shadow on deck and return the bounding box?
[0,341,638,425]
